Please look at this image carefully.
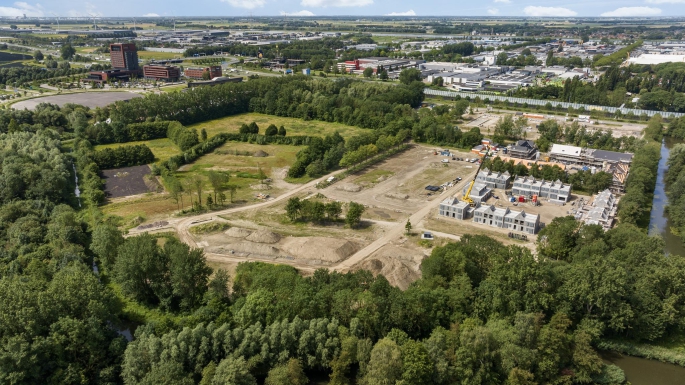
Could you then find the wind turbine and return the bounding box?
[51,12,59,33]
[88,13,98,30]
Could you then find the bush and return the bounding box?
[265,124,278,136]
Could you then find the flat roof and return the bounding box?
[550,144,582,156]
[627,54,685,65]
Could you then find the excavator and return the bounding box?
[461,146,490,207]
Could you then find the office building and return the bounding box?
[110,43,139,70]
[185,66,222,79]
[143,65,181,81]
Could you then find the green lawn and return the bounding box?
[138,50,184,60]
[95,138,181,163]
[190,113,368,140]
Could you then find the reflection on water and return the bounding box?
[649,138,685,256]
[602,351,685,385]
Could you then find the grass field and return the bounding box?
[138,50,184,60]
[191,113,369,139]
[95,138,180,163]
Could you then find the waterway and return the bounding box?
[602,351,685,385]
[648,137,685,256]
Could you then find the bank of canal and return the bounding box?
[649,137,685,256]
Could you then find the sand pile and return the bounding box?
[246,229,281,244]
[336,183,362,192]
[353,245,423,290]
[253,150,269,157]
[282,237,359,263]
[225,227,253,238]
[385,192,408,200]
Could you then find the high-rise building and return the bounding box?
[110,43,139,70]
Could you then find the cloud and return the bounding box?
[493,0,511,3]
[601,6,661,16]
[222,0,266,9]
[645,0,685,3]
[0,2,44,17]
[487,8,499,14]
[385,10,416,16]
[301,0,373,7]
[143,13,160,17]
[280,10,315,16]
[523,6,577,16]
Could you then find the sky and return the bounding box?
[0,0,684,18]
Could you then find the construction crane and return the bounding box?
[461,146,490,207]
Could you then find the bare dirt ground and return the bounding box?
[12,91,141,110]
[102,165,154,198]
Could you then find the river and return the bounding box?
[602,351,685,385]
[648,137,685,256]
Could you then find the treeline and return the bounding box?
[0,131,125,383]
[665,142,685,241]
[0,65,89,88]
[184,38,344,61]
[0,102,88,134]
[535,119,640,153]
[92,144,155,169]
[617,117,662,226]
[117,217,685,384]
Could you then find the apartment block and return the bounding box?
[473,205,540,234]
[476,168,511,189]
[512,177,571,202]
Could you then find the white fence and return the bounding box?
[424,89,685,119]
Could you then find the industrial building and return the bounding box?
[184,66,222,79]
[512,177,571,203]
[143,65,181,81]
[548,144,633,168]
[475,168,512,189]
[507,140,538,160]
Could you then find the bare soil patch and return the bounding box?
[102,165,154,198]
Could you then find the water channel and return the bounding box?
[607,137,685,384]
[649,137,685,256]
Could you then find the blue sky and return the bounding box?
[1,0,684,18]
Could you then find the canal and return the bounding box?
[602,351,685,385]
[649,137,685,256]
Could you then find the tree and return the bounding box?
[211,357,256,385]
[361,338,403,385]
[346,202,365,228]
[113,234,169,305]
[166,238,212,310]
[399,68,422,84]
[90,224,124,271]
[9,24,17,29]
[207,171,229,205]
[453,99,469,118]
[363,67,374,78]
[202,71,212,81]
[325,201,343,220]
[379,69,389,81]
[201,128,208,141]
[536,216,579,261]
[278,126,287,136]
[496,52,509,65]
[405,219,412,235]
[546,50,555,66]
[265,124,278,136]
[34,50,44,61]
[286,197,302,222]
[61,44,76,60]
[192,175,205,207]
[400,340,433,385]
[264,359,308,385]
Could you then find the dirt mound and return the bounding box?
[253,150,269,157]
[250,184,270,190]
[225,227,253,238]
[377,175,389,182]
[246,229,281,244]
[282,237,359,263]
[336,183,362,192]
[385,192,409,200]
[353,245,423,289]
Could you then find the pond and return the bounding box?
[648,137,685,256]
[602,351,685,385]
[0,51,32,62]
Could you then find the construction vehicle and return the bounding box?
[461,146,490,207]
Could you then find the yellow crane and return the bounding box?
[461,146,490,207]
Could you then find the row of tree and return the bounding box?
[92,144,155,170]
[284,197,365,228]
